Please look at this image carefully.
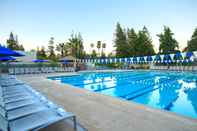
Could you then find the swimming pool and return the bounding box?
[48,71,197,119]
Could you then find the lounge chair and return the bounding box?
[8,68,15,75]
[0,98,76,131]
[0,80,77,131]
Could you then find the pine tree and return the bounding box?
[36,46,47,60]
[16,35,25,51]
[40,46,47,59]
[157,26,179,54]
[6,33,25,51]
[7,32,18,50]
[36,47,41,59]
[141,26,155,55]
[114,23,128,57]
[187,28,197,52]
[48,37,56,60]
[127,28,138,56]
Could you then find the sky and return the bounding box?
[0,0,196,54]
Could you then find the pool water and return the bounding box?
[48,71,197,119]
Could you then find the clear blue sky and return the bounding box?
[0,0,196,53]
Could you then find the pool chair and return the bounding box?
[175,66,178,71]
[183,66,186,71]
[62,67,66,72]
[40,67,45,73]
[21,68,25,75]
[56,67,59,72]
[13,68,19,75]
[46,67,52,73]
[72,68,75,72]
[0,88,77,131]
[0,106,76,131]
[24,68,30,74]
[176,66,179,71]
[188,66,192,71]
[61,67,64,72]
[35,68,41,74]
[28,68,34,74]
[59,67,62,72]
[23,68,27,74]
[1,97,77,131]
[28,68,33,74]
[8,68,15,75]
[0,79,24,87]
[194,66,197,71]
[57,67,60,72]
[53,67,57,72]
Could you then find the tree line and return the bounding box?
[114,23,197,58]
[6,23,197,61]
[36,33,86,61]
[6,32,25,51]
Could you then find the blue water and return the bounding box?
[48,71,197,119]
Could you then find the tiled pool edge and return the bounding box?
[17,72,197,131]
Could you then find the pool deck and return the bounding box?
[17,72,197,131]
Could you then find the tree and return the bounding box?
[48,37,56,60]
[187,28,197,52]
[6,33,25,51]
[96,41,101,57]
[16,35,25,51]
[36,46,47,60]
[114,23,128,57]
[7,32,18,50]
[36,47,41,59]
[90,43,94,48]
[40,46,47,59]
[127,28,138,56]
[138,26,155,56]
[56,43,67,57]
[90,43,97,58]
[91,50,97,58]
[157,26,179,54]
[101,43,106,57]
[67,32,85,58]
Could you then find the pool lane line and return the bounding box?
[80,73,178,92]
[60,72,149,83]
[58,71,160,83]
[118,77,175,99]
[71,73,165,86]
[126,77,181,100]
[93,77,156,92]
[68,70,179,85]
[81,74,164,92]
[73,74,152,86]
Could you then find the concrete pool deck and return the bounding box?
[17,72,197,131]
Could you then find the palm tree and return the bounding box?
[56,43,65,57]
[90,43,94,48]
[101,43,106,57]
[67,33,84,58]
[96,41,101,57]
